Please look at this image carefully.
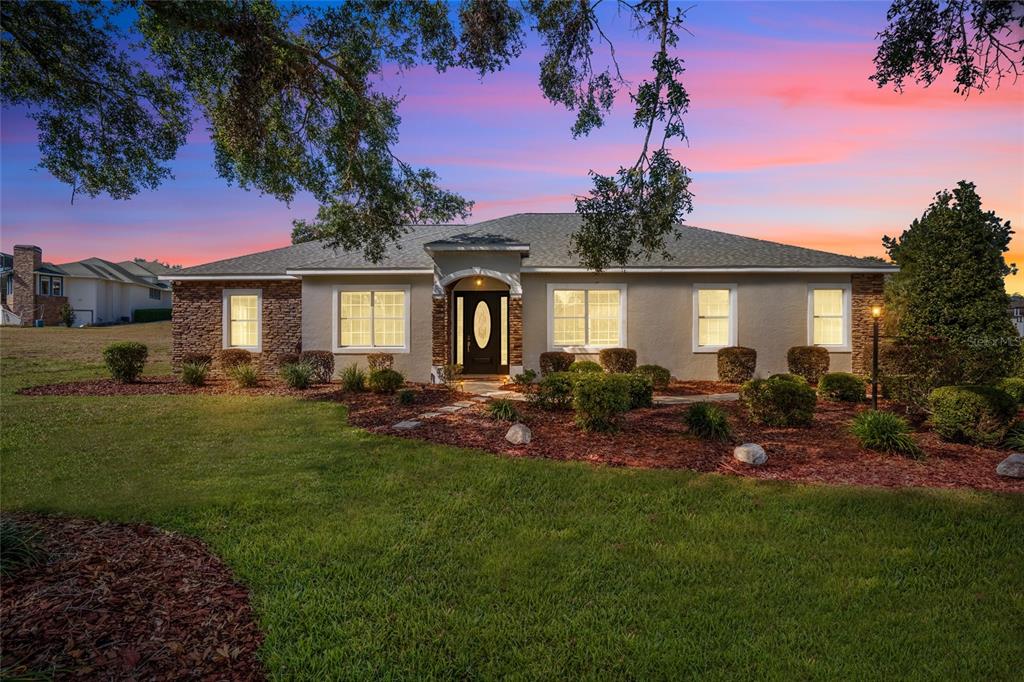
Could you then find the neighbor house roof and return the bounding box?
[167,213,897,278]
[48,257,171,290]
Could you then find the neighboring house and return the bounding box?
[1,245,172,326]
[162,213,895,381]
[1009,295,1024,336]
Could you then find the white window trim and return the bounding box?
[692,283,738,353]
[332,284,411,354]
[546,283,627,352]
[807,283,852,352]
[222,288,263,352]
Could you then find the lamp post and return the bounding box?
[871,305,882,410]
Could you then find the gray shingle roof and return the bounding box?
[173,213,894,275]
[53,257,171,290]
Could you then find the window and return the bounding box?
[149,288,161,301]
[692,284,737,352]
[222,289,262,351]
[333,285,410,352]
[36,275,64,296]
[4,275,11,297]
[808,285,851,350]
[547,284,626,350]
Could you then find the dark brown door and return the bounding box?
[457,291,506,374]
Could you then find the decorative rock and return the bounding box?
[393,420,422,431]
[417,412,441,419]
[505,423,532,445]
[733,443,767,466]
[438,405,464,413]
[996,453,1024,478]
[454,400,475,407]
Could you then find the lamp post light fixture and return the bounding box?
[871,305,883,410]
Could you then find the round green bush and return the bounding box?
[683,402,732,441]
[787,346,830,384]
[539,351,575,375]
[717,347,757,383]
[396,388,416,405]
[572,373,632,432]
[635,364,671,390]
[740,375,817,427]
[769,373,808,384]
[280,361,314,390]
[528,372,575,410]
[928,385,1016,445]
[366,368,405,394]
[850,410,922,458]
[625,372,654,409]
[103,341,148,383]
[218,348,253,369]
[299,350,335,383]
[598,348,637,373]
[996,377,1024,406]
[568,360,603,374]
[818,372,867,402]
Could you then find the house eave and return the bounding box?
[284,268,434,276]
[159,274,300,281]
[519,266,898,274]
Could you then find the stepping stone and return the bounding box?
[437,405,464,413]
[393,420,422,430]
[471,396,490,402]
[453,400,475,407]
[485,390,513,398]
[417,412,441,419]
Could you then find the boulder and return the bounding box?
[733,443,767,466]
[996,453,1024,478]
[505,423,532,445]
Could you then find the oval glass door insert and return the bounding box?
[473,301,491,348]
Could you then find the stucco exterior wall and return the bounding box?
[520,272,857,380]
[301,274,434,380]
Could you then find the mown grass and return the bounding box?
[1,324,1022,679]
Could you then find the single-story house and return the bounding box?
[162,213,895,381]
[2,245,173,326]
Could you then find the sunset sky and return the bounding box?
[2,1,1022,288]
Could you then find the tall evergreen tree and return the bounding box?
[883,181,1018,381]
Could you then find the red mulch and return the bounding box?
[339,386,474,428]
[0,515,264,680]
[17,375,344,399]
[362,400,1024,493]
[658,380,742,396]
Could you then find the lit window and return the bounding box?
[228,295,259,348]
[810,286,849,347]
[693,285,736,351]
[549,285,625,349]
[336,287,409,350]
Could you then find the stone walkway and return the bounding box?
[390,379,739,431]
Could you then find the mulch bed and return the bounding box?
[18,375,342,399]
[362,400,1024,493]
[0,515,264,680]
[498,379,740,396]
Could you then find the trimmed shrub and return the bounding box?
[717,346,757,383]
[396,388,416,406]
[103,341,148,383]
[437,363,462,390]
[635,364,671,390]
[277,353,300,368]
[340,363,366,392]
[683,402,732,441]
[928,385,1016,445]
[569,360,603,374]
[280,362,314,390]
[769,373,807,384]
[367,368,404,394]
[487,399,521,422]
[1003,419,1024,450]
[529,372,575,410]
[180,361,209,387]
[787,346,830,384]
[740,374,817,427]
[818,372,867,402]
[879,336,962,419]
[299,350,335,383]
[625,372,654,409]
[229,363,259,388]
[598,347,637,373]
[850,410,922,458]
[367,352,394,371]
[539,351,575,376]
[219,348,253,369]
[996,377,1024,406]
[0,518,43,578]
[59,302,75,327]
[572,373,632,432]
[511,369,536,387]
[181,352,213,366]
[132,307,172,323]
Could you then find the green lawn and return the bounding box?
[2,323,1022,679]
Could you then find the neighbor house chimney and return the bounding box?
[12,244,40,325]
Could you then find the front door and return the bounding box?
[457,291,506,375]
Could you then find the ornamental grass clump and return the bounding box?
[229,363,260,388]
[103,341,148,383]
[367,368,404,394]
[598,347,637,373]
[635,364,671,390]
[717,346,757,383]
[396,388,416,406]
[280,362,314,390]
[683,402,732,442]
[0,517,44,578]
[487,398,521,422]
[850,410,922,459]
[180,361,210,387]
[568,360,603,374]
[740,374,817,427]
[340,364,366,392]
[1003,420,1024,450]
[572,373,631,432]
[817,372,867,402]
[787,346,830,384]
[928,385,1016,445]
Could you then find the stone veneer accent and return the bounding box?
[431,294,450,367]
[850,273,886,376]
[172,280,301,374]
[509,295,523,366]
[12,245,67,326]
